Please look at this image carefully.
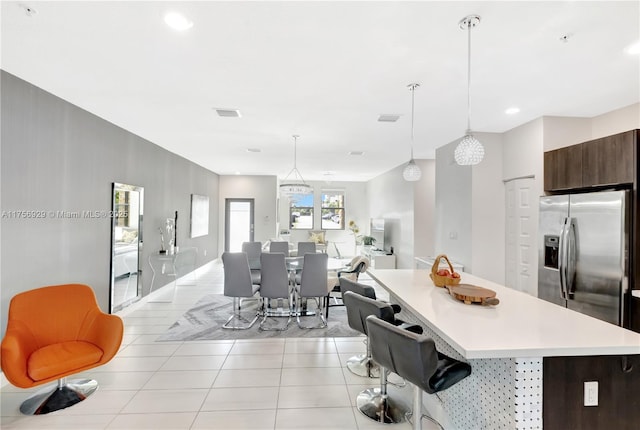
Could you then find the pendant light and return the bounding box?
[402,83,422,181]
[279,134,312,199]
[454,15,485,166]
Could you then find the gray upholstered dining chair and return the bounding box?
[258,252,292,331]
[366,316,471,429]
[221,252,260,330]
[241,241,262,285]
[269,241,290,256]
[295,252,330,329]
[297,241,316,256]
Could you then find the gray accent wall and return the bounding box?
[1,71,219,336]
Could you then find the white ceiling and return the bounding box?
[2,1,639,181]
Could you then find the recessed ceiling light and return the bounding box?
[505,107,520,115]
[164,12,193,31]
[626,41,640,55]
[349,151,364,156]
[214,109,241,118]
[378,114,400,122]
[246,148,261,153]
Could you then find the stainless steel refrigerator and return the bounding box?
[538,190,630,326]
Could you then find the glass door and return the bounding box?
[225,198,255,252]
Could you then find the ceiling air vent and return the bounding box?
[349,151,364,156]
[215,109,241,118]
[378,114,400,122]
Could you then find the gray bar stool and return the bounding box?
[340,278,400,377]
[343,291,423,424]
[366,315,472,430]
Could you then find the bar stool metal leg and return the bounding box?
[346,338,380,378]
[356,367,410,424]
[407,385,444,430]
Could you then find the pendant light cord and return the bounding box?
[466,20,472,134]
[410,84,415,159]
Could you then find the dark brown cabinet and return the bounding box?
[544,130,638,192]
[582,130,635,187]
[543,355,640,429]
[544,144,583,191]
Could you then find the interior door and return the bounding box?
[505,177,537,296]
[225,198,255,252]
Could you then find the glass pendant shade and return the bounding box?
[402,159,422,181]
[455,15,485,166]
[279,134,312,200]
[454,133,485,165]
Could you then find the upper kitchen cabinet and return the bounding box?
[544,130,638,192]
[582,130,636,188]
[544,144,583,191]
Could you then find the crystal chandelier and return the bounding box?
[279,135,312,199]
[454,15,485,166]
[402,83,422,181]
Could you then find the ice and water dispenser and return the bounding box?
[544,235,559,269]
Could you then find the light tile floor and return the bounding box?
[0,261,438,430]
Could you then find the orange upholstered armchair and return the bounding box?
[1,284,123,415]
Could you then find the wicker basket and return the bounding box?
[429,254,461,287]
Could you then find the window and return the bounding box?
[321,191,344,230]
[290,194,313,230]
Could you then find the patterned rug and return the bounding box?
[156,294,361,341]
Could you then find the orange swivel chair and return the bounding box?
[1,284,123,415]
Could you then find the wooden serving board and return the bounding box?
[446,284,500,306]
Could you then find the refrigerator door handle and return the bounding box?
[566,218,577,299]
[558,217,569,300]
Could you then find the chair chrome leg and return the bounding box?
[356,368,409,424]
[296,295,328,329]
[222,297,258,330]
[259,298,292,331]
[19,377,98,415]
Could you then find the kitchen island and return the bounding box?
[368,269,640,429]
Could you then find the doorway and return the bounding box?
[225,198,255,252]
[505,177,537,296]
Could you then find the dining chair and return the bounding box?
[295,253,331,329]
[297,241,316,256]
[242,241,262,285]
[258,252,292,331]
[328,256,370,308]
[221,252,260,329]
[269,241,290,256]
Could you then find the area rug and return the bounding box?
[156,294,362,341]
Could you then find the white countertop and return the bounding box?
[368,269,640,359]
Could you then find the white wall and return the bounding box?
[278,181,368,258]
[413,159,436,260]
[218,175,278,255]
[435,142,472,270]
[591,102,640,139]
[471,133,506,283]
[366,164,416,269]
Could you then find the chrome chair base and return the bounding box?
[296,297,328,329]
[259,299,292,331]
[356,387,410,424]
[346,354,380,378]
[20,378,98,415]
[222,297,259,330]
